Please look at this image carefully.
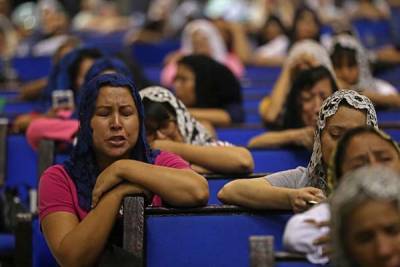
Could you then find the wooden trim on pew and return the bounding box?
[204,172,268,180]
[37,139,55,178]
[0,118,8,186]
[123,196,145,267]
[15,212,33,267]
[145,204,288,216]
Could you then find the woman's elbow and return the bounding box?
[185,174,209,206]
[235,149,254,173]
[192,185,209,206]
[217,181,239,204]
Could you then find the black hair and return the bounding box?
[332,126,399,181]
[142,98,177,135]
[290,6,321,44]
[331,43,357,69]
[177,55,244,123]
[68,48,102,91]
[258,15,287,45]
[283,66,338,129]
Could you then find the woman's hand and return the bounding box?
[288,187,325,213]
[293,127,315,149]
[92,162,123,207]
[286,52,318,78]
[305,219,332,258]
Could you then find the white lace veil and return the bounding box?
[287,39,336,78]
[140,86,214,145]
[328,34,376,92]
[306,90,378,191]
[181,19,227,63]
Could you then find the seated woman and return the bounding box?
[39,73,208,267]
[161,19,244,87]
[289,6,321,45]
[329,33,400,108]
[330,166,400,267]
[26,57,133,149]
[174,54,244,126]
[248,66,338,149]
[18,36,81,101]
[250,15,289,66]
[140,86,254,174]
[283,126,400,264]
[13,46,103,133]
[259,39,335,127]
[218,90,377,213]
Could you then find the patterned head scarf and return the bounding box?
[306,90,378,192]
[327,126,400,194]
[181,19,227,63]
[287,39,336,78]
[140,86,214,145]
[63,73,158,211]
[330,166,400,267]
[329,34,376,92]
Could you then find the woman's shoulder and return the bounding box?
[265,166,308,188]
[40,164,73,188]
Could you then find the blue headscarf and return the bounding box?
[84,57,133,85]
[41,46,103,111]
[63,73,158,211]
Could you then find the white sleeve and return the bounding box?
[282,203,331,264]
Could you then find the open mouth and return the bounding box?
[107,136,126,146]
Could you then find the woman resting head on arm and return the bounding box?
[330,166,400,267]
[140,86,254,174]
[248,65,338,149]
[219,90,377,213]
[39,73,208,267]
[259,39,336,126]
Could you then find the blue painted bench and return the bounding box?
[251,148,310,173]
[123,197,317,267]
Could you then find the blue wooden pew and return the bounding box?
[12,56,52,82]
[251,148,311,173]
[132,39,180,66]
[352,19,392,49]
[377,109,400,122]
[216,127,264,146]
[123,197,317,267]
[385,128,400,142]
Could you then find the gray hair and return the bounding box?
[330,165,400,267]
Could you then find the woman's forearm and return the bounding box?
[188,108,232,126]
[218,178,293,210]
[154,141,254,174]
[115,160,209,207]
[260,68,291,123]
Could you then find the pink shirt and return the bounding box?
[38,151,190,222]
[26,110,79,150]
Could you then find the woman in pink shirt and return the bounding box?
[39,73,209,266]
